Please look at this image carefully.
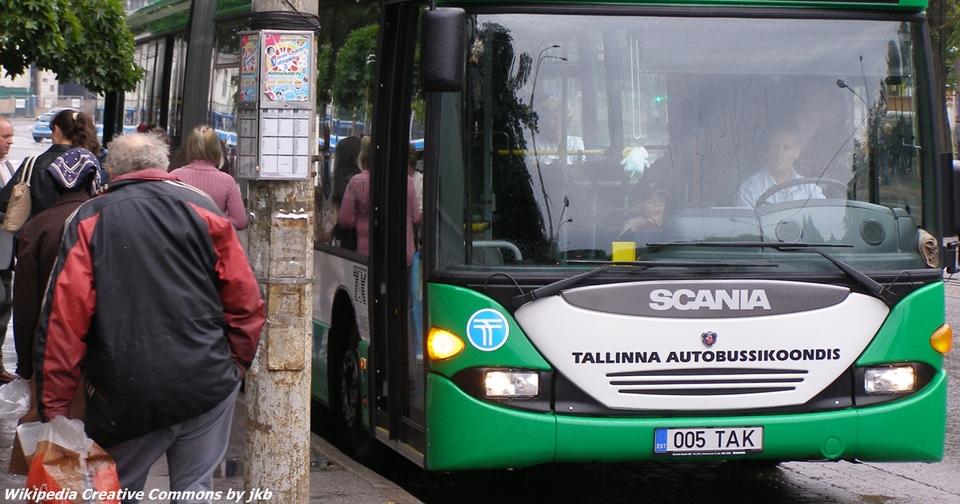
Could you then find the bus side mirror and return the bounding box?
[421,8,465,92]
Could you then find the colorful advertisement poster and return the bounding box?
[262,32,311,102]
[239,34,259,103]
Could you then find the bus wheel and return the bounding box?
[335,326,375,459]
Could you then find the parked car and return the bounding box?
[33,108,105,143]
[32,108,66,142]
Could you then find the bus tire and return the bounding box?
[333,324,375,460]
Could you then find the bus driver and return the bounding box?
[736,129,825,208]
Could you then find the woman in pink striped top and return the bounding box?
[171,125,248,230]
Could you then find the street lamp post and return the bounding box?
[528,44,566,255]
[529,44,561,107]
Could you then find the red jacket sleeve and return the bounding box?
[190,204,265,368]
[37,214,99,420]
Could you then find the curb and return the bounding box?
[310,434,422,504]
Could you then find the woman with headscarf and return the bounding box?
[13,147,100,419]
[0,109,102,220]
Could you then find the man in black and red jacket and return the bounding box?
[34,133,265,497]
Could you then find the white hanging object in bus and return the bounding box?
[621,146,650,182]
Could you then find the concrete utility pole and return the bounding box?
[243,0,317,501]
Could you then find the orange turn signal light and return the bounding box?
[428,327,465,361]
[931,324,953,354]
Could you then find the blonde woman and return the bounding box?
[171,125,248,229]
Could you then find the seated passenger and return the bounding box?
[535,104,585,166]
[737,129,825,208]
[622,189,670,235]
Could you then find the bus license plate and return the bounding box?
[654,427,763,456]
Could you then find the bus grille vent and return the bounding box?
[607,367,808,396]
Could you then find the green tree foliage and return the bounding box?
[942,0,960,87]
[927,0,956,145]
[317,1,378,52]
[0,0,141,93]
[332,25,379,118]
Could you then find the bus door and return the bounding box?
[369,0,426,461]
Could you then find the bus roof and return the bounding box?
[129,0,926,39]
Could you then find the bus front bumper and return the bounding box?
[425,371,946,471]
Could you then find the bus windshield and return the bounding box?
[437,14,931,273]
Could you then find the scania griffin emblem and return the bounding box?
[701,331,718,347]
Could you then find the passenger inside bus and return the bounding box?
[331,136,362,207]
[621,188,671,237]
[338,136,373,256]
[330,136,363,250]
[534,103,585,167]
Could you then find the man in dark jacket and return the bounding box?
[34,133,265,498]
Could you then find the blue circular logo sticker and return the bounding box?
[466,308,510,352]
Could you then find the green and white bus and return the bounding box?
[313,0,953,471]
[126,0,955,471]
[312,0,956,470]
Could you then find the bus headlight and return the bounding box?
[484,370,539,398]
[864,366,916,394]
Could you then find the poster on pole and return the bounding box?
[262,32,311,103]
[239,33,259,104]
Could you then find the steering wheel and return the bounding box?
[754,177,848,207]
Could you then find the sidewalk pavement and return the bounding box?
[0,334,420,504]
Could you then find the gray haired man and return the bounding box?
[35,133,265,501]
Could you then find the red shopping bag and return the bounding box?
[88,443,122,502]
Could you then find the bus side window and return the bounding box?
[335,137,366,251]
[312,1,379,250]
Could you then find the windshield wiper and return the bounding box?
[511,259,778,309]
[647,241,896,306]
[564,259,778,267]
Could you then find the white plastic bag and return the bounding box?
[0,377,30,420]
[18,417,89,460]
